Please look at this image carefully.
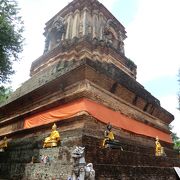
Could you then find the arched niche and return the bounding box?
[44,16,66,53]
[104,19,125,53]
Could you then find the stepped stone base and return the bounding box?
[95,165,178,180]
[24,147,73,180]
[0,116,179,179]
[0,142,77,179]
[0,0,177,179]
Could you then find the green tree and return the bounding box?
[0,86,12,104]
[176,70,180,152]
[178,69,180,110]
[0,0,24,84]
[169,125,180,150]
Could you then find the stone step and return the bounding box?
[24,162,72,180]
[0,144,179,168]
[0,135,179,179]
[94,165,179,180]
[85,146,180,168]
[0,146,179,180]
[0,145,74,164]
[0,146,74,179]
[0,162,72,180]
[1,162,178,180]
[83,135,178,158]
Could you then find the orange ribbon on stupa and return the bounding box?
[24,98,172,143]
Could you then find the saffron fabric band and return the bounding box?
[24,98,172,143]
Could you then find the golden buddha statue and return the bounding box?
[43,123,60,148]
[102,123,115,148]
[0,137,8,151]
[155,136,164,156]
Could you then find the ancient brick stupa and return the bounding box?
[0,0,180,179]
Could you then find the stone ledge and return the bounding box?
[0,60,173,125]
[95,165,178,180]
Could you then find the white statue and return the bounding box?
[69,146,95,180]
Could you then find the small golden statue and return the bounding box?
[0,137,8,151]
[43,123,60,148]
[155,136,165,156]
[102,123,115,148]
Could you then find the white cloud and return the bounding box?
[160,95,180,137]
[125,0,180,83]
[125,0,180,137]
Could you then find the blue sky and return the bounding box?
[111,0,139,25]
[12,0,180,136]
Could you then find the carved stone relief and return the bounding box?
[43,13,126,55]
[72,10,80,38]
[103,19,125,54]
[44,16,66,53]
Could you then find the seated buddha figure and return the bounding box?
[0,137,7,151]
[43,123,60,148]
[155,136,164,156]
[102,123,115,148]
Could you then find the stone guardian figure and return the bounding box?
[69,146,95,180]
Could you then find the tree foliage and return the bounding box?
[0,86,12,104]
[169,125,180,150]
[176,70,180,151]
[0,0,24,84]
[178,69,180,110]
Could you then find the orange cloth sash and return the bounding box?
[24,98,172,143]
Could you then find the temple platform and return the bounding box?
[0,115,179,179]
[0,0,179,179]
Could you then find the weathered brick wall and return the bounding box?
[0,125,179,180]
[95,165,178,180]
[82,135,179,165]
[83,118,174,152]
[1,59,172,125]
[82,136,180,180]
[0,126,83,179]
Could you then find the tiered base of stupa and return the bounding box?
[0,116,179,179]
[0,59,179,179]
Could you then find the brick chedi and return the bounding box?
[0,0,179,179]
